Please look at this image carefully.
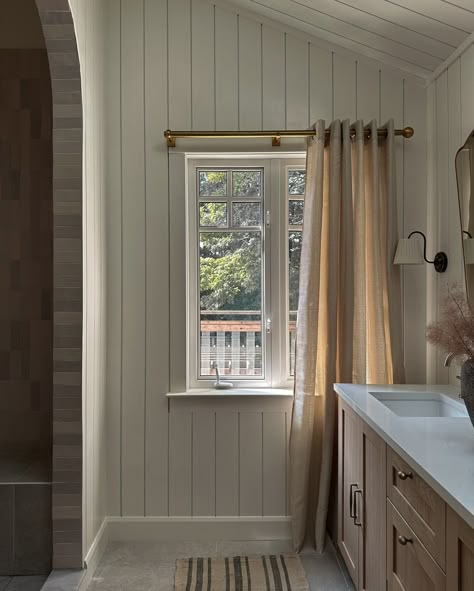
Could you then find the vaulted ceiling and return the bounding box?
[222,0,474,77]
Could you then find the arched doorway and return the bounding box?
[33,0,83,571]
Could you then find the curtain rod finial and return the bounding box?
[403,126,414,139]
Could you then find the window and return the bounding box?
[187,157,306,389]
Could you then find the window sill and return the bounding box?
[166,387,293,398]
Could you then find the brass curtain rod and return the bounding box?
[164,126,414,147]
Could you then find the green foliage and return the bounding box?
[200,232,261,311]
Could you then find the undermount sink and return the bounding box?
[369,390,468,418]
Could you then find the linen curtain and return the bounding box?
[289,119,405,552]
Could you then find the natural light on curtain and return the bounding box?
[289,119,405,552]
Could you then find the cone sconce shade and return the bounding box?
[394,238,424,265]
[393,231,448,273]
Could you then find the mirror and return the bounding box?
[455,130,474,303]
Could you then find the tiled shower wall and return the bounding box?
[0,48,53,460]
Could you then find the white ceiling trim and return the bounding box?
[428,31,474,83]
[211,0,428,84]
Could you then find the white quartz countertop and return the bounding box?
[334,383,474,528]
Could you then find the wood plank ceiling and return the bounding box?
[220,0,474,77]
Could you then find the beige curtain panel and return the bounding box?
[289,119,405,552]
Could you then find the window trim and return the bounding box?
[186,155,305,392]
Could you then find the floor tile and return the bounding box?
[0,578,11,591]
[41,569,84,591]
[4,575,48,591]
[89,566,175,591]
[99,541,218,568]
[300,553,349,591]
[215,539,294,557]
[90,540,351,591]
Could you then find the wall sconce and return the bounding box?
[463,231,474,265]
[394,231,448,273]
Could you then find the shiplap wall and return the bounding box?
[69,0,108,558]
[427,41,474,385]
[103,0,428,519]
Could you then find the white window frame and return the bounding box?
[186,155,305,391]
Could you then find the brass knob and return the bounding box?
[397,470,413,481]
[398,535,413,546]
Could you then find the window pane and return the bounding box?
[288,169,306,195]
[232,170,262,197]
[199,232,263,378]
[200,202,227,227]
[288,200,304,226]
[232,202,261,227]
[199,171,227,196]
[288,231,302,376]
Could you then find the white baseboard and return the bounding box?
[78,518,109,591]
[106,516,292,542]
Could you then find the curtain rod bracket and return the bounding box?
[272,135,281,147]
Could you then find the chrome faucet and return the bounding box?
[444,352,456,367]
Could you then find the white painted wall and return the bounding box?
[427,39,474,385]
[69,0,108,559]
[101,0,428,522]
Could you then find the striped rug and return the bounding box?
[174,554,309,591]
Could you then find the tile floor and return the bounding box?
[87,540,356,590]
[0,576,48,591]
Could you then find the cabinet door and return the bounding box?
[447,506,474,590]
[359,421,386,591]
[338,401,360,588]
[387,500,445,591]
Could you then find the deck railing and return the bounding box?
[200,313,297,377]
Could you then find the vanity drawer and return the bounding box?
[387,500,446,591]
[387,448,446,569]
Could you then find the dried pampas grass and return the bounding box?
[426,283,474,363]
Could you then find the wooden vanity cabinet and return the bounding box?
[338,400,386,591]
[447,506,474,590]
[338,398,473,591]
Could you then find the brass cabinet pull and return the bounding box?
[349,484,357,519]
[398,535,413,546]
[353,489,363,527]
[397,470,413,481]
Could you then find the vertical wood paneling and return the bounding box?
[106,0,430,521]
[169,413,192,516]
[193,413,216,516]
[262,26,285,129]
[380,71,405,373]
[215,7,238,130]
[263,413,286,516]
[144,0,170,516]
[403,80,427,384]
[120,0,146,516]
[447,61,463,385]
[333,54,356,121]
[191,0,215,130]
[309,44,332,124]
[460,44,474,140]
[285,36,309,129]
[429,44,474,386]
[104,0,122,520]
[436,71,449,385]
[215,412,239,516]
[169,153,187,393]
[239,412,263,516]
[239,16,262,130]
[356,62,380,121]
[168,0,191,129]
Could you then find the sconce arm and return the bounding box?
[407,231,433,264]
